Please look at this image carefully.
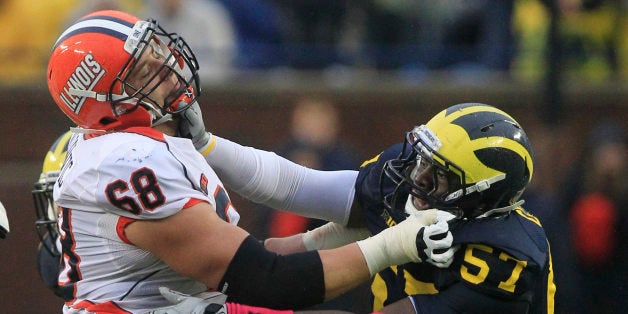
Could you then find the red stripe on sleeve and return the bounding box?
[184,197,207,209]
[116,216,137,245]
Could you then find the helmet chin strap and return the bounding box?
[444,173,507,203]
[404,197,458,222]
[134,97,173,127]
[475,200,524,219]
[405,195,524,221]
[151,112,173,126]
[147,83,196,126]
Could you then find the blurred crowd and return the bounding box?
[0,0,627,85]
[522,120,627,314]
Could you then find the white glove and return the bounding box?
[357,209,456,276]
[178,101,212,154]
[416,219,457,268]
[143,287,228,314]
[405,198,458,267]
[435,210,457,224]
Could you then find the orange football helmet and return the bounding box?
[47,10,201,131]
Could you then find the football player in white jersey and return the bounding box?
[33,131,366,314]
[45,10,456,313]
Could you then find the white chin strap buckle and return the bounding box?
[445,173,506,202]
[152,113,173,126]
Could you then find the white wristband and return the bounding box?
[302,222,371,251]
[357,209,437,276]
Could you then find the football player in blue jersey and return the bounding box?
[185,102,556,313]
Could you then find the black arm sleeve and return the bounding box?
[219,235,325,309]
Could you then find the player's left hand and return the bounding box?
[178,101,212,152]
[144,287,227,314]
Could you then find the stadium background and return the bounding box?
[0,0,626,313]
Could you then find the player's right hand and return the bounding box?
[357,208,457,275]
[415,216,456,268]
[178,101,212,153]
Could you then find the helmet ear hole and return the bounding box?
[99,117,118,126]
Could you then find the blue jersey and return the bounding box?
[354,144,555,313]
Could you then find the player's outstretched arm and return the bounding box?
[264,222,371,255]
[125,202,454,309]
[178,102,357,226]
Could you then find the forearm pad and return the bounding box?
[219,236,325,309]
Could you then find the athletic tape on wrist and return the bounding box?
[356,211,437,276]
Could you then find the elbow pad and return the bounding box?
[219,236,325,309]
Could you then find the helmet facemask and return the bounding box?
[32,171,61,258]
[382,125,466,218]
[111,19,201,125]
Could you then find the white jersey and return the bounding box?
[53,128,240,314]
